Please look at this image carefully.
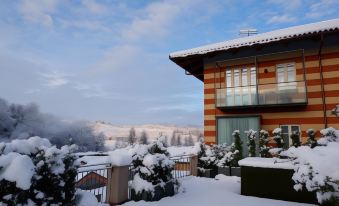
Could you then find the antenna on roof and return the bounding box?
[239,29,258,36]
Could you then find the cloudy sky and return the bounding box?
[0,0,338,126]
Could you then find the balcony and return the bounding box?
[216,81,307,108]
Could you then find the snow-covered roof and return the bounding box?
[170,18,339,58]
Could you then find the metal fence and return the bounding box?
[76,163,111,203]
[77,154,195,203]
[170,155,193,179]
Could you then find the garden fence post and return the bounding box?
[190,155,198,176]
[106,165,129,205]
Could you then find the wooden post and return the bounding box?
[190,155,198,176]
[106,165,129,205]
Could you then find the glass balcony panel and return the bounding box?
[216,81,307,108]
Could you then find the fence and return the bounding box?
[77,154,197,205]
[170,155,195,178]
[76,163,111,203]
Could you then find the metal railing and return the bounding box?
[170,155,193,179]
[216,81,307,107]
[76,163,111,203]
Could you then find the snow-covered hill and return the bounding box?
[92,122,203,150]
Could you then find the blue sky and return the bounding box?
[0,0,338,126]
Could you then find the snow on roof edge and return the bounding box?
[170,18,339,58]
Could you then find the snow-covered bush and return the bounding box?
[282,128,339,205]
[246,129,256,157]
[229,130,243,167]
[212,143,230,166]
[0,136,78,205]
[272,128,284,148]
[306,129,317,148]
[259,130,271,158]
[130,137,176,197]
[290,131,301,148]
[318,127,338,146]
[197,142,217,171]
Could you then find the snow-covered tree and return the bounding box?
[139,130,149,144]
[128,127,137,145]
[306,129,317,148]
[197,142,216,170]
[0,137,78,205]
[319,127,338,145]
[130,137,176,197]
[259,129,270,157]
[246,129,257,157]
[290,131,301,147]
[229,130,243,167]
[272,128,284,148]
[0,98,105,152]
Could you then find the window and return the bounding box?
[276,63,296,83]
[218,116,260,156]
[225,67,257,106]
[280,125,300,148]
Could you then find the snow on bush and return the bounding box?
[282,128,339,205]
[0,136,78,205]
[130,137,177,196]
[197,142,217,171]
[229,130,243,167]
[272,128,284,148]
[245,129,256,157]
[306,129,317,148]
[318,127,338,146]
[259,130,271,158]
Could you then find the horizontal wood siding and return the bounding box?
[203,48,339,144]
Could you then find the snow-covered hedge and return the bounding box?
[0,136,78,205]
[130,137,177,196]
[282,127,339,205]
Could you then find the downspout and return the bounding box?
[318,33,328,128]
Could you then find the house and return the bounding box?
[169,19,339,151]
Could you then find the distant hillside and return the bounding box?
[92,122,203,142]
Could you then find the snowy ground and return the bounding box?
[121,175,315,206]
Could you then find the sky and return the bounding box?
[0,0,339,126]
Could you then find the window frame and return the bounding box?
[275,62,296,83]
[280,124,301,146]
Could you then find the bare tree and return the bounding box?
[176,134,182,146]
[187,134,194,146]
[128,127,137,145]
[170,131,176,146]
[139,130,149,144]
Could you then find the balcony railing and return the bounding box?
[216,81,307,108]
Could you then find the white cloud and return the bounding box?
[266,0,302,11]
[81,0,107,14]
[267,14,297,24]
[18,0,58,28]
[24,88,41,94]
[73,82,119,99]
[306,0,339,19]
[59,19,111,32]
[40,70,70,88]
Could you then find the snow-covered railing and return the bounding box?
[170,154,196,179]
[76,163,111,203]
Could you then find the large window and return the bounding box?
[280,125,300,148]
[225,67,257,106]
[217,116,260,156]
